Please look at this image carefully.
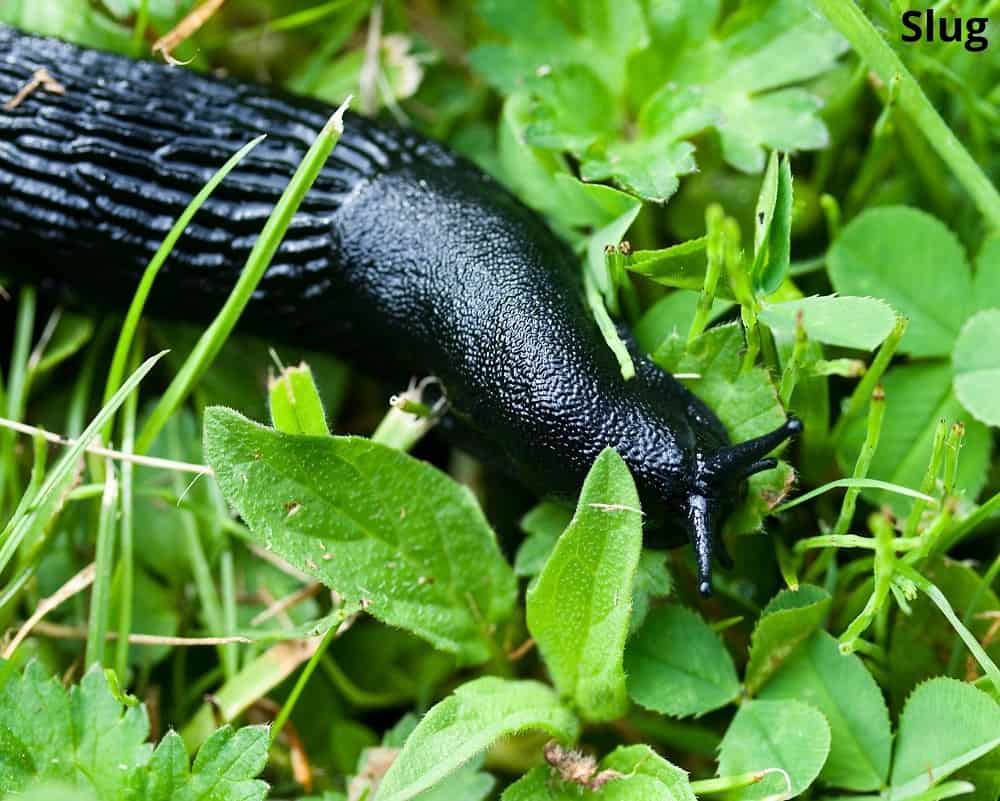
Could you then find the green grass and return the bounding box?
[1,2,1000,801]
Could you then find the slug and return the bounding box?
[0,24,800,594]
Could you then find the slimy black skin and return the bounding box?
[0,25,800,594]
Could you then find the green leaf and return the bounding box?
[204,407,517,665]
[581,137,698,203]
[952,309,1000,427]
[973,239,1000,311]
[525,65,619,151]
[624,605,740,718]
[717,699,831,800]
[268,362,331,436]
[515,504,669,634]
[181,726,270,801]
[501,744,696,801]
[627,239,716,294]
[836,363,991,514]
[752,152,793,294]
[758,296,897,351]
[759,632,891,791]
[142,726,269,801]
[374,677,578,801]
[526,449,643,721]
[470,0,647,97]
[828,207,972,357]
[474,0,842,202]
[745,585,831,695]
[0,664,264,801]
[145,732,188,801]
[890,679,1000,800]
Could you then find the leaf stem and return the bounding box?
[834,386,885,536]
[903,420,947,538]
[271,620,339,744]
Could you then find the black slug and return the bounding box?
[0,24,800,594]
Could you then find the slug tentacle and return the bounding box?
[703,417,802,485]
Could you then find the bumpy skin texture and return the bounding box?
[0,25,798,592]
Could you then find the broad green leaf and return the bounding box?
[2,783,98,801]
[406,757,495,801]
[525,65,619,151]
[653,323,791,532]
[181,726,269,801]
[624,605,739,717]
[474,0,842,201]
[717,699,831,800]
[268,362,331,437]
[0,664,270,801]
[752,152,793,294]
[695,0,846,172]
[141,726,269,801]
[515,504,669,633]
[759,632,890,791]
[759,296,897,351]
[745,585,831,695]
[890,679,1000,800]
[836,363,991,514]
[496,94,641,235]
[501,744,696,801]
[527,449,643,721]
[952,309,1000,427]
[828,208,972,357]
[581,137,698,203]
[471,0,647,97]
[374,677,578,801]
[0,662,80,795]
[145,732,189,801]
[204,407,517,664]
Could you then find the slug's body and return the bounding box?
[0,25,798,593]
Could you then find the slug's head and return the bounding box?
[685,416,802,596]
